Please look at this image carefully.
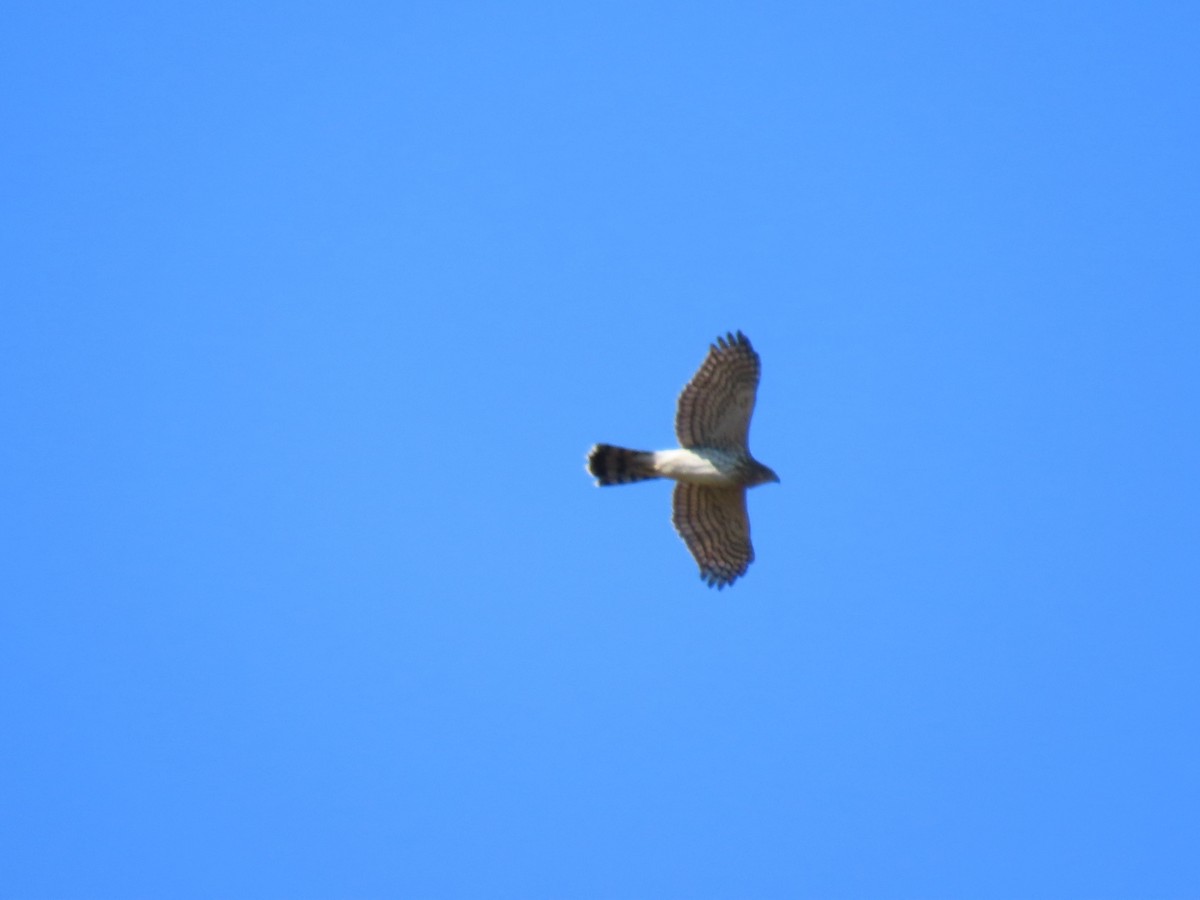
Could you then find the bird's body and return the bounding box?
[590,445,775,488]
[586,331,778,589]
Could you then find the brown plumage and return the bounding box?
[586,331,778,588]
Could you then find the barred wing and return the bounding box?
[674,331,761,450]
[671,484,754,589]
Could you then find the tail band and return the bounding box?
[587,444,658,486]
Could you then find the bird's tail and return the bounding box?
[587,444,659,486]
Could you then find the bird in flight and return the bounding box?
[587,331,778,589]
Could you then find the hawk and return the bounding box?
[586,331,779,589]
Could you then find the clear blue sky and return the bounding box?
[3,3,1198,898]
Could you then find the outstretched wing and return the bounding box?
[674,331,761,450]
[671,484,754,589]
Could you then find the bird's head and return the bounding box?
[750,462,780,487]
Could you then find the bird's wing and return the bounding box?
[674,331,761,450]
[671,483,754,589]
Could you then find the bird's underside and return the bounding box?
[586,331,778,589]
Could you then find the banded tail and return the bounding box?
[587,444,659,486]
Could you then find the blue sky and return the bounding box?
[3,3,1198,897]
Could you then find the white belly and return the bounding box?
[652,448,744,486]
